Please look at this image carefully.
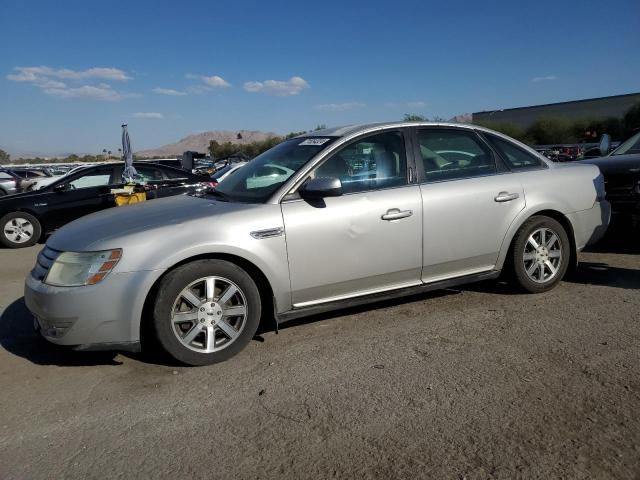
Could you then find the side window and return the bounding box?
[417,129,496,182]
[0,172,13,179]
[484,133,545,170]
[135,165,166,182]
[314,131,407,194]
[68,168,113,189]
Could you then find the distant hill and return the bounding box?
[449,113,472,124]
[136,130,279,158]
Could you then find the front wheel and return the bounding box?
[152,259,261,366]
[510,216,571,293]
[0,212,41,248]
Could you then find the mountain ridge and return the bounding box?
[136,129,279,157]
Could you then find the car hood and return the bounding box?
[47,194,267,252]
[0,188,51,203]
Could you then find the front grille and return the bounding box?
[31,246,61,281]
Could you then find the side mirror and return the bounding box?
[53,183,67,192]
[300,177,343,200]
[599,133,611,156]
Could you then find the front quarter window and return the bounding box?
[215,137,337,202]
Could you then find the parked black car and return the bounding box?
[0,169,23,196]
[0,162,211,248]
[580,131,640,224]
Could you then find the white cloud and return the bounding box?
[315,102,366,112]
[244,76,309,96]
[7,65,135,101]
[385,100,428,108]
[202,75,230,88]
[152,87,187,96]
[531,75,557,82]
[184,73,231,92]
[133,112,164,119]
[43,84,138,101]
[8,66,130,81]
[406,101,427,108]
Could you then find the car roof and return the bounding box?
[303,121,484,139]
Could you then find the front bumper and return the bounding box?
[566,200,611,250]
[25,268,160,350]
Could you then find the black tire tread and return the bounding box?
[0,211,41,248]
[152,259,261,366]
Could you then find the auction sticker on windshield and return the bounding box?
[299,138,331,146]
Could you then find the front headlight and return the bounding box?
[44,249,122,287]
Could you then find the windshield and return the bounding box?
[214,137,338,202]
[611,131,640,156]
[210,164,235,181]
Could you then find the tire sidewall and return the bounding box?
[512,216,570,293]
[152,259,261,366]
[0,212,41,248]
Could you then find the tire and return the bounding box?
[152,259,261,366]
[510,215,570,293]
[0,211,41,248]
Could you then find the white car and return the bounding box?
[28,165,87,190]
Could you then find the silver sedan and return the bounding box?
[25,122,610,365]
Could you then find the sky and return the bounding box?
[1,0,639,156]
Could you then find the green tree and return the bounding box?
[403,114,427,121]
[0,149,10,164]
[525,117,574,145]
[623,102,640,135]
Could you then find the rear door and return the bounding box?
[413,127,525,282]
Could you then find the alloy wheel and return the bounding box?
[4,218,34,244]
[171,276,248,353]
[522,227,563,284]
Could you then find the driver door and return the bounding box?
[46,165,116,229]
[281,130,423,307]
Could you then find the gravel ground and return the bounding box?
[0,224,638,479]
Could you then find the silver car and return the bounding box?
[25,122,610,365]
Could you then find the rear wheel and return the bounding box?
[152,259,261,366]
[0,212,41,248]
[510,216,570,293]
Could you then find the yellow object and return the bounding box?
[114,191,147,206]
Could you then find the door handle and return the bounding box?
[381,208,413,221]
[494,191,520,202]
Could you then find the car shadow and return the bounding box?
[0,297,123,366]
[0,297,284,368]
[565,262,640,290]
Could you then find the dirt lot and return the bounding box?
[0,224,639,479]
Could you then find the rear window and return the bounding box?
[484,133,546,170]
